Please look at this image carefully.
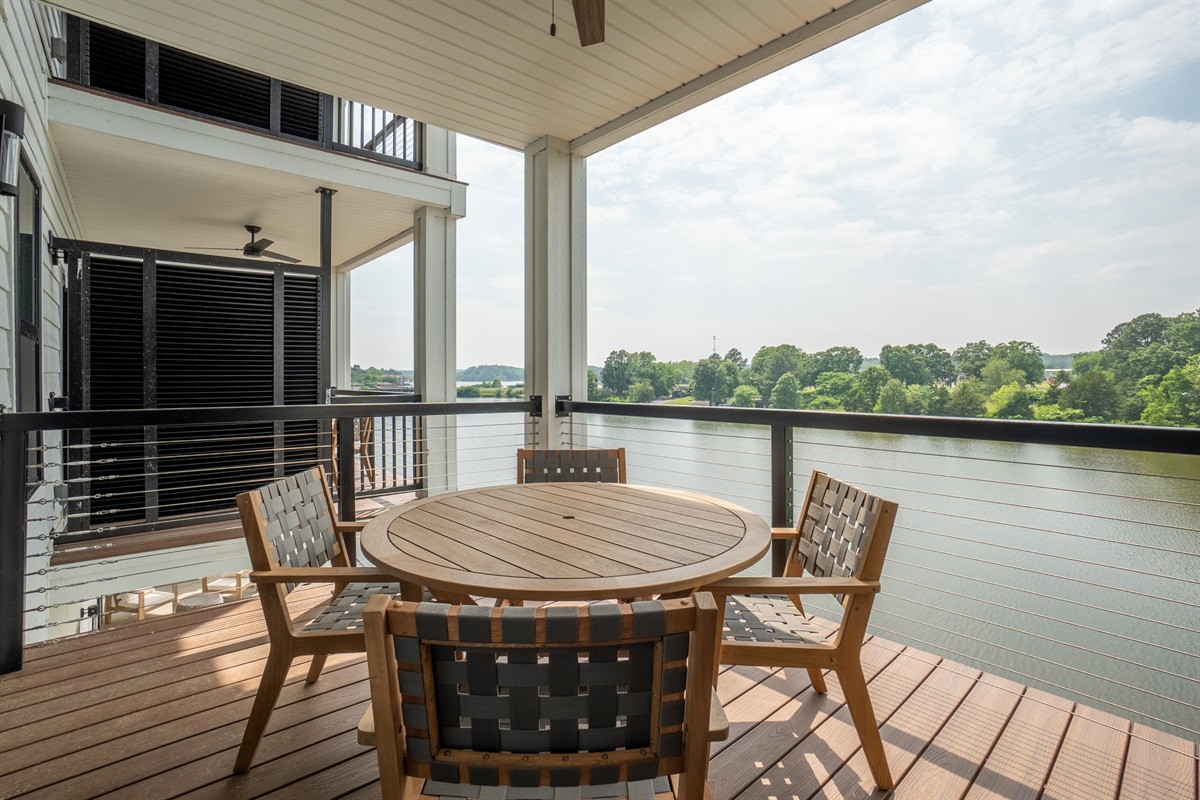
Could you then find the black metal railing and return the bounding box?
[4,396,1198,742]
[0,398,536,673]
[331,390,423,495]
[559,399,1200,743]
[333,99,421,168]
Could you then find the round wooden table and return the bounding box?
[361,483,770,601]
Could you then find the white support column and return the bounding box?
[330,269,352,389]
[413,205,457,493]
[524,136,587,449]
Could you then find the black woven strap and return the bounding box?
[523,449,623,483]
[394,601,687,786]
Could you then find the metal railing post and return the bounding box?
[770,423,793,576]
[0,423,27,673]
[336,416,357,565]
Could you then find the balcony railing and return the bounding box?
[2,398,1196,745]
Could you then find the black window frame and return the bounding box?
[14,155,42,495]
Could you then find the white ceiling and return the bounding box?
[46,0,925,155]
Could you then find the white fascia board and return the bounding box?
[570,0,929,158]
[337,226,414,273]
[47,82,464,209]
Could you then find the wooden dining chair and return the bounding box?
[701,471,900,790]
[359,593,726,800]
[516,447,627,483]
[233,466,412,774]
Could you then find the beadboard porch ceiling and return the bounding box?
[45,0,927,156]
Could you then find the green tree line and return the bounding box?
[590,310,1200,427]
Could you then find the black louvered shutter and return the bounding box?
[280,84,322,141]
[72,257,323,536]
[85,258,146,524]
[285,275,322,467]
[85,23,146,100]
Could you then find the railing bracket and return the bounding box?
[555,395,571,418]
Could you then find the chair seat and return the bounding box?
[421,777,670,800]
[723,594,828,645]
[304,582,402,632]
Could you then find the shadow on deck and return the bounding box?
[0,585,1195,800]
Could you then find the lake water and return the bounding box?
[455,410,1200,741]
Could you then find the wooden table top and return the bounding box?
[360,483,771,601]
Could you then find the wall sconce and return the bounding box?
[1,98,27,198]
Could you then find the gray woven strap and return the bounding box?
[722,594,826,645]
[794,475,881,581]
[302,582,399,632]
[256,469,339,592]
[523,449,623,483]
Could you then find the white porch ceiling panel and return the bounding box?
[45,0,926,155]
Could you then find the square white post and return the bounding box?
[524,135,587,449]
[414,205,457,493]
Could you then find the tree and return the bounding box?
[587,369,607,401]
[1140,355,1200,426]
[628,380,657,404]
[1061,370,1120,420]
[812,346,863,375]
[1071,351,1104,376]
[769,373,802,409]
[651,362,682,398]
[814,372,856,401]
[749,345,812,394]
[457,385,482,398]
[879,343,955,386]
[906,384,948,416]
[693,354,737,405]
[992,341,1045,385]
[843,366,891,412]
[874,379,908,414]
[724,348,748,370]
[879,344,925,386]
[986,382,1033,419]
[980,357,1026,393]
[600,350,633,396]
[731,384,761,408]
[945,378,988,417]
[953,341,992,380]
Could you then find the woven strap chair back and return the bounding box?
[252,468,339,593]
[793,473,887,587]
[518,448,625,483]
[391,599,693,787]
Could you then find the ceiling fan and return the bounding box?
[186,224,302,264]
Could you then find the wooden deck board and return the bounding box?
[0,600,1195,800]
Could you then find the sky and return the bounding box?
[350,0,1200,371]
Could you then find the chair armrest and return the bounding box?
[703,576,880,595]
[770,527,797,539]
[249,567,398,584]
[708,689,729,742]
[358,704,376,747]
[336,521,366,533]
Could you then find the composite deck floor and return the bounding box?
[0,585,1195,800]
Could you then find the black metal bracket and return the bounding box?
[529,395,543,418]
[555,395,571,418]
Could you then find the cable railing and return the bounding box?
[1,398,536,665]
[333,99,421,168]
[562,400,1200,743]
[4,395,1198,744]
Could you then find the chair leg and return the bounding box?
[808,667,827,693]
[306,653,328,683]
[234,645,292,773]
[837,663,893,790]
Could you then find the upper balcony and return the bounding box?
[42,13,464,269]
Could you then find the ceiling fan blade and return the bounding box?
[250,237,275,251]
[183,246,243,251]
[572,0,604,46]
[260,249,302,264]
